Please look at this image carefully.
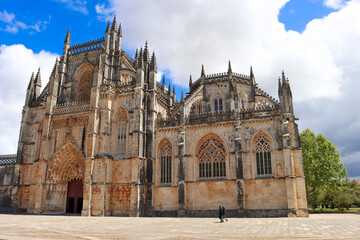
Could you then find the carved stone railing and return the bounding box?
[53,100,90,115]
[69,37,105,55]
[186,110,235,125]
[0,154,17,165]
[156,117,180,128]
[240,105,280,119]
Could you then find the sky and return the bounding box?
[0,0,359,178]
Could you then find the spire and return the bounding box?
[150,51,157,72]
[135,48,139,60]
[34,67,41,87]
[111,16,117,32]
[118,23,122,37]
[105,21,110,33]
[181,90,184,102]
[136,47,144,69]
[189,75,192,90]
[27,72,35,90]
[168,83,171,95]
[162,75,166,91]
[64,28,70,44]
[228,60,232,73]
[143,41,149,63]
[201,64,205,78]
[51,58,59,77]
[173,85,176,95]
[281,70,286,85]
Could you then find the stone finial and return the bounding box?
[181,90,184,102]
[27,72,35,90]
[201,64,205,78]
[143,41,149,63]
[105,21,110,33]
[189,75,192,90]
[228,60,232,73]
[162,75,166,91]
[64,28,70,44]
[168,83,171,96]
[150,51,157,72]
[34,67,41,87]
[118,23,122,37]
[111,16,117,32]
[281,70,286,84]
[135,48,138,60]
[173,85,176,95]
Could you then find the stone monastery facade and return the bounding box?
[0,18,308,217]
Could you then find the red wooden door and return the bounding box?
[66,179,83,214]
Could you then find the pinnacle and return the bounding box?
[150,51,157,72]
[228,60,232,73]
[118,23,122,36]
[64,28,70,44]
[201,64,205,77]
[105,21,110,33]
[111,16,117,32]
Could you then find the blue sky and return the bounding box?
[0,0,359,178]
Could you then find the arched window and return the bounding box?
[198,135,226,178]
[190,98,202,114]
[77,70,92,101]
[255,135,272,175]
[117,114,127,156]
[160,141,172,183]
[214,93,223,113]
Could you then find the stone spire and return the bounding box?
[136,47,144,69]
[162,75,165,91]
[189,75,192,91]
[105,21,110,34]
[201,64,205,78]
[135,48,139,60]
[168,82,171,96]
[181,90,184,102]
[25,72,35,106]
[27,72,35,91]
[150,51,157,72]
[111,16,117,32]
[278,70,293,114]
[228,60,232,73]
[34,67,42,98]
[118,23,122,37]
[64,28,70,44]
[249,66,256,103]
[143,41,150,63]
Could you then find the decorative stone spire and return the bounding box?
[51,58,59,77]
[64,28,70,44]
[250,66,255,84]
[189,75,192,90]
[136,47,144,69]
[173,85,176,96]
[27,72,35,90]
[228,60,232,73]
[105,21,110,34]
[249,66,256,103]
[34,67,42,98]
[143,41,150,63]
[278,70,294,114]
[281,70,286,85]
[168,82,171,96]
[111,16,117,32]
[118,23,122,37]
[150,51,157,72]
[135,48,139,60]
[201,64,205,78]
[162,75,165,91]
[181,90,184,102]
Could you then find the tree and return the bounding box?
[300,128,347,209]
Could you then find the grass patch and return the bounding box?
[310,207,360,213]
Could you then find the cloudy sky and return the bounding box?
[0,0,359,178]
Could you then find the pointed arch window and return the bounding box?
[198,135,226,178]
[255,135,272,175]
[117,114,127,156]
[160,142,172,183]
[214,93,223,113]
[77,70,92,102]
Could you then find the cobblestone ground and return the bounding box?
[0,214,359,240]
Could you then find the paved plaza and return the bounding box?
[0,213,359,239]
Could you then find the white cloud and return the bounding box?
[324,0,347,9]
[93,0,360,177]
[0,10,50,34]
[0,44,58,154]
[53,0,88,14]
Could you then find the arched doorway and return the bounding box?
[66,179,84,214]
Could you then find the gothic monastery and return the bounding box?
[0,17,308,217]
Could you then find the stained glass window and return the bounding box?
[198,135,226,178]
[255,135,272,175]
[160,142,172,183]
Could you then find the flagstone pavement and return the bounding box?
[0,213,359,239]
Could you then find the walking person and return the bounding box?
[218,206,223,223]
[222,206,228,222]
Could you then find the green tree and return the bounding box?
[300,128,347,209]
